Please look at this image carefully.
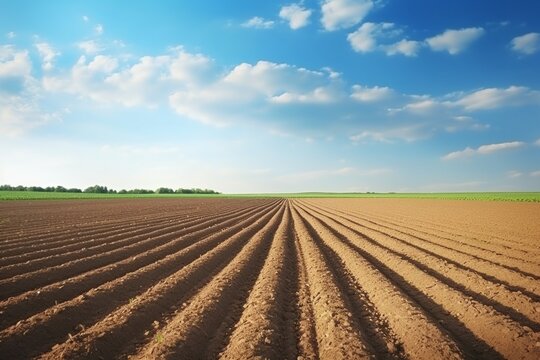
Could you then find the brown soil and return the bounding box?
[0,198,539,359]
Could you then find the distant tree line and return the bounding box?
[0,184,220,194]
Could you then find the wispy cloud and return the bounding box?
[506,170,523,178]
[35,42,60,70]
[351,84,393,102]
[511,32,540,55]
[241,16,274,29]
[442,141,525,160]
[6,31,16,39]
[77,40,104,54]
[279,4,312,30]
[95,24,104,35]
[426,27,485,54]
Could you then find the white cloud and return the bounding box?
[7,31,16,39]
[394,86,540,114]
[426,27,485,55]
[169,60,342,126]
[455,86,539,111]
[321,0,374,31]
[442,141,525,160]
[35,42,60,71]
[384,39,422,57]
[0,46,32,80]
[530,171,540,177]
[82,15,89,22]
[95,24,104,35]
[350,125,428,143]
[351,84,392,102]
[77,40,103,54]
[0,46,61,136]
[441,147,476,160]
[0,96,61,137]
[506,170,523,179]
[477,141,524,154]
[347,22,396,53]
[270,87,337,104]
[347,23,421,56]
[511,33,540,55]
[241,17,274,29]
[44,48,215,108]
[279,4,312,30]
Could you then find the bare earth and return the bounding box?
[0,198,539,359]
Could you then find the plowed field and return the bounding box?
[1,198,539,359]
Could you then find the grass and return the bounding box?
[0,191,539,201]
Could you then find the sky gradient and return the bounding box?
[1,0,539,193]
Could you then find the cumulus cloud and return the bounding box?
[35,42,60,70]
[347,22,397,53]
[77,40,103,54]
[44,48,214,108]
[442,141,525,160]
[82,15,89,22]
[511,33,540,55]
[7,31,16,39]
[384,39,422,57]
[350,84,393,102]
[347,23,421,56]
[321,0,374,31]
[0,45,61,136]
[169,60,343,126]
[426,27,485,55]
[279,4,312,30]
[95,24,104,35]
[241,17,274,29]
[0,45,32,81]
[30,42,540,143]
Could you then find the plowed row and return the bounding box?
[0,198,539,359]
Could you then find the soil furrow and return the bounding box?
[345,207,537,262]
[340,206,540,276]
[301,201,540,298]
[300,201,540,328]
[296,200,540,359]
[42,202,284,360]
[218,203,298,360]
[0,201,278,299]
[0,200,281,359]
[290,204,375,359]
[0,200,277,330]
[293,201,464,360]
[0,202,242,258]
[0,201,261,278]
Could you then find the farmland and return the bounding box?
[0,198,539,359]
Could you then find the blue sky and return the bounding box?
[1,0,539,193]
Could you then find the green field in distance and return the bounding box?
[1,191,539,202]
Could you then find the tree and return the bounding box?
[156,187,174,194]
[84,185,109,193]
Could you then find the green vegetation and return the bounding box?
[0,189,538,201]
[0,184,220,199]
